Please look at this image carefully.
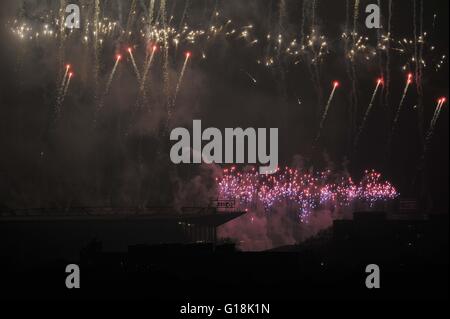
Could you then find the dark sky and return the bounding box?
[0,0,448,212]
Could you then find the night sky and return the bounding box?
[0,0,448,249]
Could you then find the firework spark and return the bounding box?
[128,47,141,82]
[354,78,383,151]
[387,73,414,154]
[217,167,398,222]
[424,97,446,147]
[314,81,339,146]
[59,72,73,108]
[169,51,191,119]
[95,54,122,123]
[415,97,446,178]
[54,64,71,119]
[244,71,257,84]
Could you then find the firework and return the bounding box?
[53,64,71,119]
[127,47,141,82]
[387,73,414,155]
[59,72,73,108]
[353,0,360,37]
[170,51,191,118]
[244,71,257,84]
[424,97,446,148]
[354,78,383,151]
[93,0,101,101]
[137,45,158,109]
[314,81,339,146]
[142,45,158,88]
[6,1,448,202]
[95,54,122,123]
[415,97,446,178]
[105,54,122,96]
[217,167,398,222]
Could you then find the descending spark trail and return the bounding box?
[414,0,426,154]
[353,0,360,38]
[109,55,122,88]
[58,0,67,81]
[384,0,393,116]
[125,0,137,42]
[62,64,70,85]
[60,72,73,108]
[143,45,158,82]
[278,0,286,23]
[354,78,383,151]
[106,55,122,96]
[95,55,122,120]
[415,97,446,178]
[93,0,101,98]
[385,73,414,162]
[128,47,141,82]
[311,0,318,29]
[300,0,306,46]
[148,0,156,26]
[428,97,446,138]
[138,45,158,106]
[217,167,398,222]
[388,73,413,149]
[54,64,71,119]
[59,64,70,97]
[170,52,191,119]
[179,0,190,29]
[244,71,257,84]
[159,0,171,132]
[145,0,156,53]
[314,81,339,145]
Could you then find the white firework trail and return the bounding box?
[354,79,383,151]
[429,98,445,130]
[311,0,318,29]
[353,0,360,40]
[314,81,340,145]
[130,46,157,117]
[179,0,190,29]
[60,72,73,108]
[391,73,413,134]
[125,0,137,41]
[93,0,101,101]
[106,55,122,96]
[416,98,446,175]
[300,0,306,46]
[138,45,158,105]
[96,55,122,118]
[385,0,393,111]
[171,52,191,112]
[128,48,141,82]
[244,71,257,84]
[386,74,413,159]
[54,64,71,119]
[58,0,67,81]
